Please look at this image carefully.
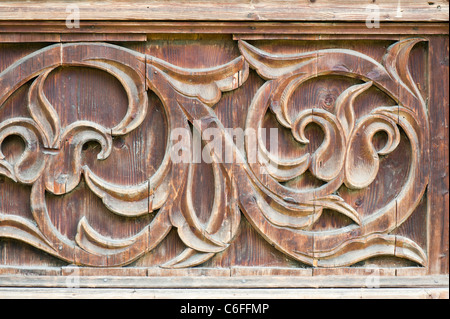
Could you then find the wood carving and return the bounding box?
[0,39,430,268]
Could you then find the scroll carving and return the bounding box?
[0,39,429,268]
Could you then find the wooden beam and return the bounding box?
[1,22,448,35]
[0,22,447,44]
[0,287,448,299]
[0,1,448,22]
[428,35,450,275]
[0,274,448,288]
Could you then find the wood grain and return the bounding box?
[0,22,447,37]
[0,1,447,22]
[0,30,447,278]
[428,35,449,275]
[0,287,448,299]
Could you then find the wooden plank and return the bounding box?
[60,33,146,42]
[396,267,428,277]
[312,267,396,277]
[428,35,450,275]
[61,267,147,277]
[0,22,448,35]
[0,265,434,278]
[233,34,403,41]
[146,267,231,277]
[0,266,62,276]
[0,274,447,288]
[0,33,60,43]
[0,287,448,299]
[0,1,448,22]
[230,266,312,276]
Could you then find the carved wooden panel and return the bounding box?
[0,32,448,277]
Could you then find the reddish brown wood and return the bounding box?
[0,24,448,282]
[0,22,448,36]
[428,35,449,275]
[0,1,447,22]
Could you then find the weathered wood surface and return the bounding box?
[0,22,448,35]
[0,274,448,288]
[0,287,448,299]
[0,22,448,283]
[1,22,448,44]
[0,0,448,21]
[428,35,449,275]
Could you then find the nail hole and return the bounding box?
[355,198,363,207]
[113,137,125,149]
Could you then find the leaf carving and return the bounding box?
[163,111,241,267]
[83,166,170,217]
[383,38,427,104]
[148,55,249,106]
[292,108,346,182]
[254,194,319,229]
[75,216,142,255]
[311,234,426,267]
[0,213,56,254]
[344,108,401,189]
[335,81,373,139]
[27,69,61,149]
[258,149,310,183]
[266,73,310,129]
[162,248,215,269]
[238,40,316,79]
[312,195,361,226]
[172,161,235,254]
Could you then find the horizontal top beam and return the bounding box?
[0,0,448,22]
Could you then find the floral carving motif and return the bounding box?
[0,39,429,268]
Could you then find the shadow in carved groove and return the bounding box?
[0,39,429,268]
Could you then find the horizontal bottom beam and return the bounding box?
[0,287,448,299]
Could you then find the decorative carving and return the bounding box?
[237,38,429,267]
[0,39,429,268]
